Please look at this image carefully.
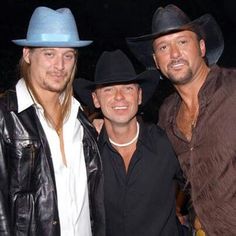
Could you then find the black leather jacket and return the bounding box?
[0,89,105,236]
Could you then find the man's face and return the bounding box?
[152,30,206,85]
[23,47,77,96]
[92,83,142,126]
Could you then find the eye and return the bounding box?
[179,39,188,45]
[155,44,169,53]
[64,53,75,60]
[125,85,134,91]
[159,45,167,51]
[102,87,113,93]
[44,51,54,57]
[122,84,138,93]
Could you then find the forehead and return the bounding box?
[32,47,77,53]
[153,30,197,45]
[96,82,139,89]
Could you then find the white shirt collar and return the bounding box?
[16,78,35,113]
[15,78,83,113]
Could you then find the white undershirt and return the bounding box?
[16,79,92,236]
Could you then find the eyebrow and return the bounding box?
[39,48,76,53]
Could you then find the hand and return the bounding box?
[194,217,206,236]
[175,190,186,225]
[176,206,185,225]
[193,217,202,230]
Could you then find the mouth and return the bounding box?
[52,74,64,78]
[168,60,188,70]
[112,106,128,110]
[49,71,66,77]
[170,62,185,69]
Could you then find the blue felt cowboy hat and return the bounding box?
[73,50,160,109]
[126,4,224,69]
[12,6,92,47]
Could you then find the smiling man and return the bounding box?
[74,49,185,236]
[0,6,104,236]
[127,4,236,236]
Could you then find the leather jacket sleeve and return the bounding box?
[78,109,105,236]
[0,121,11,235]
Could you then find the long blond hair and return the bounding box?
[19,48,78,132]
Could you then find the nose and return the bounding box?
[54,55,65,70]
[114,88,125,101]
[170,44,181,59]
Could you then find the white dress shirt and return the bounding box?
[16,79,92,236]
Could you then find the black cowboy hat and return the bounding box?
[73,49,160,109]
[126,4,224,69]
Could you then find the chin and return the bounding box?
[169,72,192,85]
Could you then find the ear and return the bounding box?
[92,91,101,109]
[152,53,160,69]
[138,88,142,105]
[23,48,31,64]
[199,39,206,57]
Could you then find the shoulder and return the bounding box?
[214,66,236,89]
[159,93,178,112]
[0,89,17,112]
[217,66,236,78]
[158,92,178,129]
[209,67,236,103]
[77,108,98,140]
[140,122,173,150]
[143,122,166,137]
[140,122,179,166]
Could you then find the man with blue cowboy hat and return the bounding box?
[127,4,236,236]
[74,49,186,236]
[0,6,104,236]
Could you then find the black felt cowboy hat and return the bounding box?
[126,4,224,69]
[73,49,160,109]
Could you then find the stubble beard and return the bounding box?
[43,73,70,93]
[167,67,193,86]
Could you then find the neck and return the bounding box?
[105,119,139,147]
[28,86,63,131]
[175,63,210,109]
[28,83,61,108]
[40,93,61,110]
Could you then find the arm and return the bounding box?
[175,168,205,234]
[0,133,11,235]
[176,189,187,224]
[87,111,104,134]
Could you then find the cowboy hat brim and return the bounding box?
[126,14,224,68]
[73,70,160,109]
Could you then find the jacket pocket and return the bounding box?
[7,138,40,191]
[7,139,40,235]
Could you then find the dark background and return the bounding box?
[0,0,235,121]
